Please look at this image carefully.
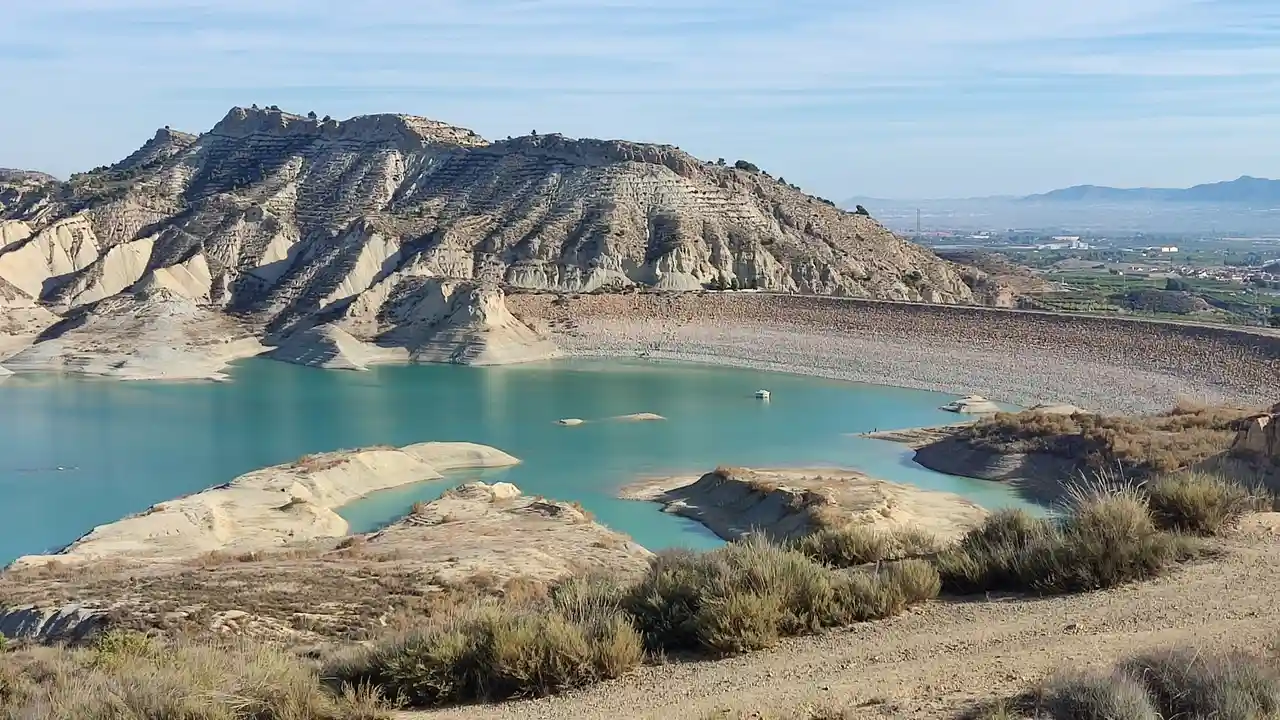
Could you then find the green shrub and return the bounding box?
[327,598,643,707]
[882,558,942,604]
[623,537,934,658]
[790,525,941,568]
[1145,471,1268,535]
[936,485,1204,595]
[792,525,892,567]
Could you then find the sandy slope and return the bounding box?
[414,514,1280,720]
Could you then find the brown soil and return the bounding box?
[0,489,650,644]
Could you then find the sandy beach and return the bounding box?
[511,292,1280,415]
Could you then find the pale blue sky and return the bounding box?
[2,0,1279,199]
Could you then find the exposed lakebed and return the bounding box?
[0,357,1032,564]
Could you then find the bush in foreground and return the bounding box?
[327,593,643,706]
[624,537,939,656]
[979,647,1280,720]
[935,486,1205,596]
[790,524,941,568]
[330,539,940,708]
[0,635,386,720]
[1145,470,1270,535]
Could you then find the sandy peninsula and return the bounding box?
[622,466,988,544]
[7,441,520,569]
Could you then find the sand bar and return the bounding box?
[7,441,519,569]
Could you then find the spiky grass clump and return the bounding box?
[935,484,1204,595]
[1023,647,1280,720]
[623,537,939,657]
[1145,471,1270,535]
[790,524,941,568]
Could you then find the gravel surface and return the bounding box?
[511,292,1280,415]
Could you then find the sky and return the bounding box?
[2,0,1280,199]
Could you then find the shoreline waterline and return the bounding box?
[0,357,1037,564]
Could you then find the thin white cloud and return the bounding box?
[4,0,1280,197]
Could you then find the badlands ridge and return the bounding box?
[0,105,986,380]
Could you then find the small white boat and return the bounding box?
[754,389,771,400]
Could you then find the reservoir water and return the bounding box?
[0,358,1031,564]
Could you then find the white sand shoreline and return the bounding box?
[7,442,520,570]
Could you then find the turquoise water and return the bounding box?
[0,358,1032,564]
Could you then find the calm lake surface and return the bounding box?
[0,358,1032,564]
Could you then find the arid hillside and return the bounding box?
[0,107,981,331]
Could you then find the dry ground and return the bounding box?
[412,513,1280,720]
[0,491,650,644]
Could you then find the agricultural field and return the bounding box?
[1023,269,1278,327]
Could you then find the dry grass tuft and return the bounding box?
[994,647,1280,720]
[0,635,390,719]
[1145,470,1272,535]
[963,403,1255,475]
[935,482,1206,595]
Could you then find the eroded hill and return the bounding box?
[0,106,997,375]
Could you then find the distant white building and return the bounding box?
[1041,236,1090,250]
[1159,246,1179,253]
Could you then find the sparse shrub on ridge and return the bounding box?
[962,403,1253,475]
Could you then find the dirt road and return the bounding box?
[410,514,1280,719]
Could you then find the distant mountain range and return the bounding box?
[844,176,1280,207]
[1023,176,1280,203]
